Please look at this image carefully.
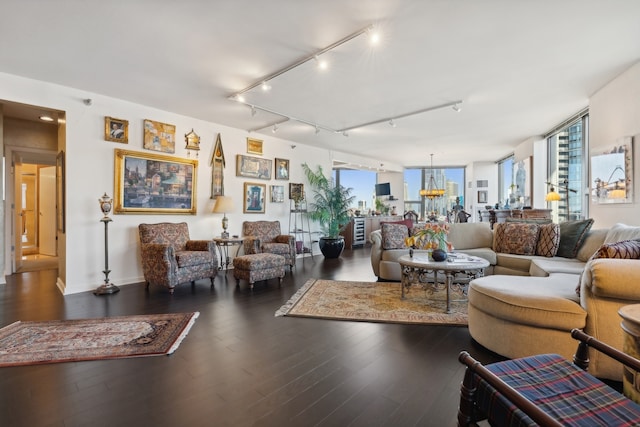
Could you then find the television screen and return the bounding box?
[375,182,391,196]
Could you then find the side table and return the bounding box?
[619,304,640,403]
[213,237,244,271]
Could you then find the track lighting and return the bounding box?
[315,55,328,70]
[261,81,271,91]
[315,125,320,134]
[250,105,256,116]
[342,131,349,137]
[368,28,380,45]
[452,103,461,112]
[272,124,278,133]
[389,119,396,128]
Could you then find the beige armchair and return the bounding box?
[242,221,295,269]
[138,222,218,294]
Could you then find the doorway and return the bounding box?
[14,159,58,273]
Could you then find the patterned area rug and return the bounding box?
[275,279,467,325]
[0,312,199,367]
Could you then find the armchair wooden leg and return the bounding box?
[210,277,215,288]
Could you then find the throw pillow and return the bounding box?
[505,217,553,224]
[604,223,640,244]
[381,223,409,250]
[577,239,640,296]
[536,223,560,257]
[380,219,415,235]
[589,239,640,261]
[493,222,541,255]
[557,219,594,258]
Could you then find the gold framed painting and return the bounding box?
[236,154,272,180]
[246,138,263,155]
[113,149,197,214]
[143,119,176,153]
[243,182,266,213]
[104,116,128,143]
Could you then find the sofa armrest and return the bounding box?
[243,237,261,255]
[275,234,296,260]
[186,240,216,253]
[581,258,640,300]
[140,243,177,276]
[370,230,383,277]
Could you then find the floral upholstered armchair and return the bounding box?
[242,221,296,269]
[138,222,218,294]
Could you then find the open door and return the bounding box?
[39,166,56,256]
[12,159,23,272]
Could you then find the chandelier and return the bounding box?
[420,154,445,199]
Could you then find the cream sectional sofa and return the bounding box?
[369,222,640,380]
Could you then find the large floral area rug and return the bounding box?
[275,279,467,326]
[0,312,199,367]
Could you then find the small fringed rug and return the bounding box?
[275,279,467,326]
[0,312,199,367]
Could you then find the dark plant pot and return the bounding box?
[319,236,345,259]
[432,248,448,262]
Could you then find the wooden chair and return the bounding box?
[458,329,640,426]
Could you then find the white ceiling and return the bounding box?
[1,0,639,167]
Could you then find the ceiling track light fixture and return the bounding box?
[250,105,257,116]
[389,119,396,128]
[452,103,461,112]
[272,124,278,133]
[245,105,335,134]
[338,100,463,133]
[228,24,376,99]
[261,81,271,91]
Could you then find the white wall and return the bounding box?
[467,161,497,221]
[0,71,346,294]
[589,61,640,228]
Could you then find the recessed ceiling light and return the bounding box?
[39,115,54,122]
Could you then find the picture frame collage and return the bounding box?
[237,138,294,213]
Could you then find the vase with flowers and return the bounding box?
[404,222,453,259]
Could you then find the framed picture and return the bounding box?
[477,190,487,204]
[591,137,633,204]
[113,149,197,214]
[236,154,272,180]
[289,183,304,203]
[56,151,65,232]
[246,138,263,155]
[210,133,225,198]
[275,158,289,180]
[244,182,266,213]
[143,119,176,153]
[184,128,200,155]
[104,116,128,143]
[271,185,284,203]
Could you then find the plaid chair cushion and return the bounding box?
[475,353,640,426]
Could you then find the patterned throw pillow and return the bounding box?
[589,239,640,261]
[536,223,560,257]
[557,219,594,258]
[493,222,541,255]
[381,223,409,250]
[380,219,415,235]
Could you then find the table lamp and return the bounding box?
[212,196,234,238]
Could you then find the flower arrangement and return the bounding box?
[405,222,453,252]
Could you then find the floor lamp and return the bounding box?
[94,193,120,295]
[545,180,577,221]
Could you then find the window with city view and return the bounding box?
[404,167,466,221]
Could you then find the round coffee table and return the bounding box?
[398,253,489,313]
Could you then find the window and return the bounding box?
[334,169,377,212]
[404,167,465,221]
[547,111,588,222]
[497,156,514,208]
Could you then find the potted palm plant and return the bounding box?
[302,163,356,258]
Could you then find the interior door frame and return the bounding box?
[4,146,57,275]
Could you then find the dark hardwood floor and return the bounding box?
[0,248,504,427]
